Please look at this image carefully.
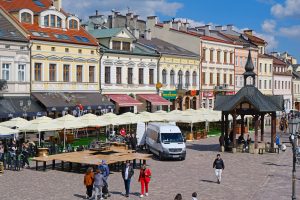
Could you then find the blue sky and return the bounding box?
[63,0,300,61]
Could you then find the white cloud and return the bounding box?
[63,0,183,20]
[261,19,276,33]
[279,25,300,38]
[271,0,300,18]
[175,18,205,27]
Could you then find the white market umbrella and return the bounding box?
[0,126,19,139]
[0,117,29,128]
[139,111,164,122]
[78,113,107,127]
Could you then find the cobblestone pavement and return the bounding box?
[0,131,299,200]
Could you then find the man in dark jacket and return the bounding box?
[122,160,134,197]
[213,154,225,184]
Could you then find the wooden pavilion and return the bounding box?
[214,50,284,153]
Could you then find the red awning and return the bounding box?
[106,94,142,107]
[138,94,172,106]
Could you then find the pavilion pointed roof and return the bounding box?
[243,50,256,77]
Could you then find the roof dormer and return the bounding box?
[19,9,34,24]
[40,8,66,29]
[67,15,80,30]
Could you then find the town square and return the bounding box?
[0,0,300,200]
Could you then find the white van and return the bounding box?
[145,123,186,160]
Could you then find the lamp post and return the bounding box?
[288,116,300,200]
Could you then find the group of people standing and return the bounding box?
[84,160,151,199]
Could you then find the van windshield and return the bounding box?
[161,133,184,143]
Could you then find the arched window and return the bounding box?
[57,17,62,28]
[162,69,167,84]
[21,12,32,23]
[69,19,78,29]
[185,71,190,86]
[44,15,63,28]
[170,70,175,86]
[192,71,197,86]
[178,70,183,85]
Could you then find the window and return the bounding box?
[57,17,62,28]
[269,64,272,73]
[21,12,32,23]
[5,45,10,49]
[149,69,154,85]
[210,49,214,62]
[2,63,10,81]
[264,80,267,89]
[91,50,94,55]
[192,71,197,86]
[69,19,78,29]
[89,66,95,83]
[254,58,257,67]
[65,48,69,53]
[230,74,233,85]
[288,81,290,89]
[112,41,121,50]
[210,73,213,84]
[18,64,25,82]
[217,51,221,63]
[37,45,41,50]
[239,76,243,87]
[20,46,25,50]
[235,56,238,66]
[128,68,133,84]
[259,80,262,89]
[275,80,277,89]
[139,68,144,84]
[116,67,122,84]
[78,49,82,54]
[223,74,227,84]
[202,72,206,85]
[49,64,56,81]
[240,57,243,66]
[170,70,175,86]
[185,71,190,86]
[269,80,272,89]
[265,64,267,73]
[224,52,227,63]
[76,65,83,82]
[34,63,42,81]
[162,69,167,84]
[50,15,56,27]
[230,52,233,64]
[202,48,206,62]
[178,70,183,86]
[105,67,110,84]
[44,15,49,26]
[259,63,262,73]
[217,73,220,85]
[63,64,69,82]
[282,81,284,89]
[122,42,130,51]
[51,47,55,51]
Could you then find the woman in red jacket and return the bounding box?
[139,164,152,198]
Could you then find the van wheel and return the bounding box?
[159,152,164,161]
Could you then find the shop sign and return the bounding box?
[226,91,235,95]
[162,90,177,100]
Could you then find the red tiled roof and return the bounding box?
[23,23,98,46]
[201,35,234,45]
[258,53,272,59]
[245,33,266,45]
[0,0,52,13]
[268,55,287,66]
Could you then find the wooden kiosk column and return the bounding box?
[254,115,259,151]
[260,114,265,142]
[225,114,229,139]
[271,112,276,149]
[241,114,245,137]
[220,112,225,152]
[232,112,237,153]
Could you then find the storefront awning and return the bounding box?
[32,92,114,112]
[0,96,46,118]
[106,94,142,107]
[138,94,172,106]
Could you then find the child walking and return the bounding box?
[84,167,94,199]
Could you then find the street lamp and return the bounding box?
[288,117,300,200]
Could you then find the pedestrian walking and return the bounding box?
[174,193,183,200]
[121,161,134,197]
[93,169,105,200]
[213,154,225,184]
[21,142,30,168]
[84,167,94,199]
[98,160,110,198]
[138,164,152,198]
[192,192,198,200]
[0,141,4,161]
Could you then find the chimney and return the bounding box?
[204,25,211,36]
[226,24,233,31]
[133,29,140,39]
[163,20,172,29]
[215,25,223,31]
[146,16,157,29]
[180,22,189,31]
[52,0,62,11]
[172,21,181,30]
[145,29,152,40]
[96,10,98,16]
[244,29,253,36]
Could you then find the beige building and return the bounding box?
[258,54,273,95]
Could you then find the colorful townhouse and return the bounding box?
[0,0,114,117]
[292,69,300,111]
[0,6,45,119]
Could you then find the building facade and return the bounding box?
[292,71,300,111]
[257,54,273,95]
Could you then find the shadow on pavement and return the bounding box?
[187,143,219,152]
[201,179,217,184]
[73,194,85,199]
[262,162,291,167]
